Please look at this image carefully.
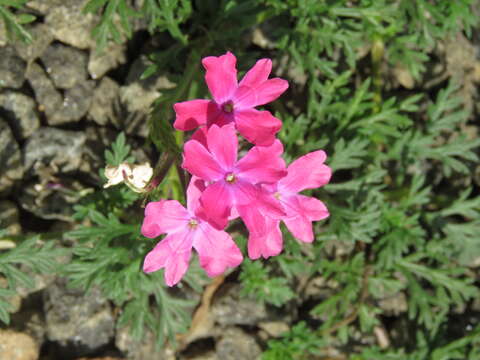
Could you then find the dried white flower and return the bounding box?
[103,162,153,193]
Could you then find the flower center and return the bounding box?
[225,173,236,183]
[274,192,281,200]
[222,100,234,113]
[188,219,198,229]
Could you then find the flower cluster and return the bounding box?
[141,52,331,286]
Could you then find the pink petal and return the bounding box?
[233,78,289,109]
[186,176,206,213]
[281,195,329,243]
[239,58,272,88]
[193,222,243,277]
[234,109,282,146]
[207,124,237,171]
[282,194,329,221]
[240,206,283,259]
[231,180,261,206]
[182,139,224,181]
[200,181,233,229]
[173,100,220,131]
[143,231,193,286]
[236,139,287,183]
[202,52,238,104]
[191,127,208,148]
[279,150,332,193]
[235,182,285,219]
[283,215,314,243]
[141,200,189,238]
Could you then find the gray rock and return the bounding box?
[118,56,175,137]
[0,119,23,194]
[41,44,88,89]
[19,180,85,221]
[116,327,172,360]
[23,127,86,174]
[44,1,96,49]
[26,63,93,125]
[216,327,261,360]
[44,280,115,358]
[88,77,120,126]
[0,46,26,89]
[88,42,127,79]
[14,23,54,61]
[211,284,268,326]
[80,126,117,182]
[0,200,21,235]
[0,91,40,139]
[25,62,63,123]
[50,80,94,124]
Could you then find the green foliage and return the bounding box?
[239,259,294,307]
[66,137,204,345]
[83,0,191,51]
[0,0,35,43]
[104,132,134,166]
[0,230,66,325]
[262,321,325,360]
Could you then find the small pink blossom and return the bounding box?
[174,52,289,146]
[141,178,243,286]
[239,150,332,259]
[182,123,287,230]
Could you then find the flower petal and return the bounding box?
[200,181,233,230]
[283,215,314,243]
[143,231,193,286]
[207,124,237,171]
[173,100,220,131]
[141,200,189,238]
[182,139,224,181]
[239,58,272,88]
[191,127,208,148]
[281,195,329,243]
[234,183,285,218]
[234,109,282,146]
[282,194,329,220]
[193,222,243,277]
[236,139,287,183]
[234,78,289,109]
[279,150,332,193]
[186,176,206,213]
[202,52,238,104]
[239,205,283,259]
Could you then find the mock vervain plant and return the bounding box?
[141,52,331,286]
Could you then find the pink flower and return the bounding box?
[238,150,332,259]
[182,123,287,230]
[174,52,289,146]
[141,177,243,286]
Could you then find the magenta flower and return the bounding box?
[174,52,289,146]
[238,150,332,259]
[182,123,287,230]
[141,177,243,286]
